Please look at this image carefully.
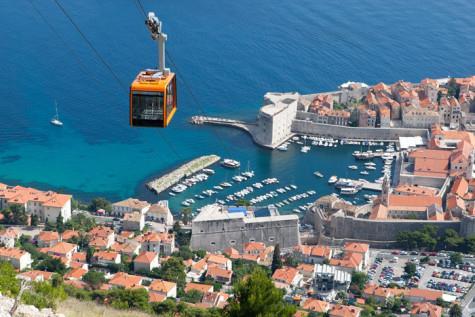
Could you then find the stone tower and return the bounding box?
[381,175,390,207]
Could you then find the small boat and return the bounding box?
[169,192,176,196]
[50,101,63,126]
[301,146,311,153]
[202,168,215,175]
[171,184,187,193]
[366,166,376,170]
[348,165,358,170]
[221,159,240,168]
[221,182,232,187]
[314,171,324,178]
[328,176,338,184]
[277,144,288,151]
[360,171,369,175]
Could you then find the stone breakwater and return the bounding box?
[146,154,221,194]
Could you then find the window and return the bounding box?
[210,242,216,246]
[230,240,236,245]
[249,238,255,242]
[268,236,275,242]
[131,91,164,126]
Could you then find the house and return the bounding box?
[0,247,32,270]
[140,231,175,256]
[149,279,177,298]
[343,243,369,268]
[17,270,53,282]
[43,242,78,266]
[93,250,121,266]
[363,283,406,303]
[148,292,167,303]
[293,245,333,264]
[111,198,150,217]
[64,267,88,281]
[134,251,159,272]
[146,201,174,226]
[205,254,232,270]
[37,231,60,248]
[0,185,72,223]
[205,266,233,285]
[111,241,141,257]
[410,302,442,317]
[123,211,145,232]
[296,263,315,279]
[301,298,330,314]
[405,288,443,303]
[329,252,364,272]
[116,231,134,243]
[89,226,115,250]
[108,272,143,289]
[243,242,266,255]
[200,292,229,308]
[329,304,362,317]
[0,227,20,248]
[184,282,214,294]
[187,258,207,282]
[272,267,303,290]
[61,230,79,242]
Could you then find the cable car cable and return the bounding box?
[134,0,233,156]
[50,0,196,176]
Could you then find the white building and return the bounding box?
[111,198,151,217]
[146,200,174,226]
[255,92,299,147]
[123,211,145,231]
[133,251,159,272]
[0,247,32,271]
[0,184,71,223]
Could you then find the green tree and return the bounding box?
[173,245,194,260]
[35,257,67,274]
[236,199,251,207]
[226,268,296,317]
[173,221,191,247]
[464,236,475,254]
[155,257,186,289]
[82,271,105,290]
[0,261,20,297]
[271,244,282,273]
[86,246,95,264]
[88,197,112,213]
[447,78,460,98]
[30,214,39,226]
[449,303,462,317]
[442,229,464,251]
[65,213,96,232]
[180,207,192,225]
[106,288,150,311]
[182,289,203,303]
[56,214,64,234]
[22,281,67,309]
[404,262,417,278]
[450,252,463,265]
[351,271,368,291]
[2,204,28,225]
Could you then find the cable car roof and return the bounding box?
[131,70,175,91]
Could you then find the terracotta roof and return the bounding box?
[191,259,207,272]
[223,247,240,259]
[0,227,19,239]
[329,304,362,317]
[134,251,158,264]
[18,270,53,281]
[406,288,443,301]
[302,298,329,313]
[296,263,314,274]
[113,198,150,210]
[94,250,119,262]
[37,231,59,242]
[410,302,442,317]
[61,230,79,241]
[149,279,176,293]
[64,267,88,280]
[388,194,442,209]
[64,279,88,289]
[206,266,233,280]
[394,184,438,196]
[109,272,142,289]
[123,211,142,222]
[47,242,77,255]
[184,282,213,294]
[71,252,86,262]
[0,247,28,260]
[344,242,369,254]
[329,252,363,270]
[243,242,266,253]
[205,254,229,266]
[89,226,114,238]
[148,292,167,303]
[272,267,299,285]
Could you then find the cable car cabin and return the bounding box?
[129,70,177,128]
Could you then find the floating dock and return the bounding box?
[147,154,221,194]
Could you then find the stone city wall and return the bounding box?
[329,214,460,242]
[292,116,429,140]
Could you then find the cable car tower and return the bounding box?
[130,12,177,128]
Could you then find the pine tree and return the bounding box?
[271,244,282,273]
[56,214,64,234]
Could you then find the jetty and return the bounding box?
[147,154,221,194]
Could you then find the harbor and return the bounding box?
[138,135,398,214]
[146,154,221,194]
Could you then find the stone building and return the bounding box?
[254,92,299,147]
[190,204,300,252]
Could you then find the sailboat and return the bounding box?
[50,102,63,127]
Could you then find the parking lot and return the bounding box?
[367,249,475,299]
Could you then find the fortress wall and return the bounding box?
[329,215,460,242]
[291,119,428,140]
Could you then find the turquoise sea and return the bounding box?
[1,0,474,212]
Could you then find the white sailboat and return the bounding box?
[50,102,63,126]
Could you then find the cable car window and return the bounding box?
[166,79,174,117]
[131,91,164,127]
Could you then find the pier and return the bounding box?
[147,154,221,194]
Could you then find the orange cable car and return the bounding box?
[130,12,176,128]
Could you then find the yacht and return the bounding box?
[301,146,311,153]
[314,171,324,178]
[221,159,240,168]
[328,176,338,184]
[348,165,358,170]
[169,192,176,196]
[340,187,359,195]
[360,170,369,175]
[220,182,232,188]
[50,101,63,127]
[365,166,376,170]
[277,144,288,151]
[202,168,215,175]
[171,184,187,193]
